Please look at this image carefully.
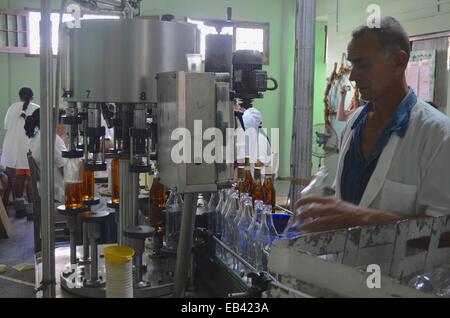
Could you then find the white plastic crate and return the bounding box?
[266,216,450,298]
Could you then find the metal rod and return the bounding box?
[83,223,90,260]
[67,215,78,265]
[119,159,134,247]
[173,193,197,298]
[54,0,68,134]
[290,0,316,212]
[90,237,98,282]
[135,251,142,283]
[213,236,258,273]
[132,173,139,226]
[39,0,56,298]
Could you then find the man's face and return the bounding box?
[347,32,399,102]
[56,123,66,137]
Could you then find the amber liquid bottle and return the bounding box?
[150,171,166,234]
[244,157,253,194]
[82,161,95,201]
[236,167,245,194]
[111,158,120,204]
[251,167,264,204]
[262,168,276,212]
[65,182,84,209]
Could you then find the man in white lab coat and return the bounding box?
[296,17,450,233]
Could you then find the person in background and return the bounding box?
[241,107,273,175]
[1,87,40,218]
[26,108,67,203]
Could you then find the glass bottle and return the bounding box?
[207,192,218,232]
[251,167,264,204]
[215,190,224,222]
[264,205,279,242]
[236,167,245,194]
[283,166,329,239]
[262,167,276,212]
[111,158,120,204]
[149,169,166,235]
[254,210,272,272]
[254,200,264,224]
[64,158,83,209]
[233,193,250,250]
[81,160,95,202]
[244,157,253,194]
[223,191,239,246]
[247,201,260,265]
[217,188,233,238]
[237,199,253,259]
[165,190,183,252]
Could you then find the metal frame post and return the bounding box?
[39,0,56,298]
[290,0,316,211]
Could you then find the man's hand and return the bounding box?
[295,196,405,233]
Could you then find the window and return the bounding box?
[28,11,120,55]
[0,8,29,53]
[187,18,270,64]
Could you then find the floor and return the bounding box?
[0,180,292,298]
[0,206,37,298]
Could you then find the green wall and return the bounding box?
[0,0,328,178]
[312,21,327,175]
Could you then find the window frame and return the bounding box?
[186,17,270,65]
[24,8,123,57]
[0,8,30,54]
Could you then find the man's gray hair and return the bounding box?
[351,16,410,59]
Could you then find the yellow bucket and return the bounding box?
[104,246,135,265]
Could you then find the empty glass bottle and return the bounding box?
[164,190,183,252]
[217,187,234,238]
[206,192,218,232]
[283,166,329,239]
[223,190,239,246]
[254,210,272,272]
[264,205,279,242]
[233,193,250,250]
[247,201,261,265]
[254,200,265,224]
[238,199,254,259]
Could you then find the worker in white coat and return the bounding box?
[26,108,67,203]
[240,107,275,176]
[295,17,450,235]
[1,87,39,217]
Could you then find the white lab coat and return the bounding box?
[1,102,40,169]
[29,132,67,203]
[335,99,450,217]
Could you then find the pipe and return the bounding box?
[173,193,197,298]
[54,0,68,134]
[39,0,56,298]
[290,0,316,212]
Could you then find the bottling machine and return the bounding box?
[34,1,450,299]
